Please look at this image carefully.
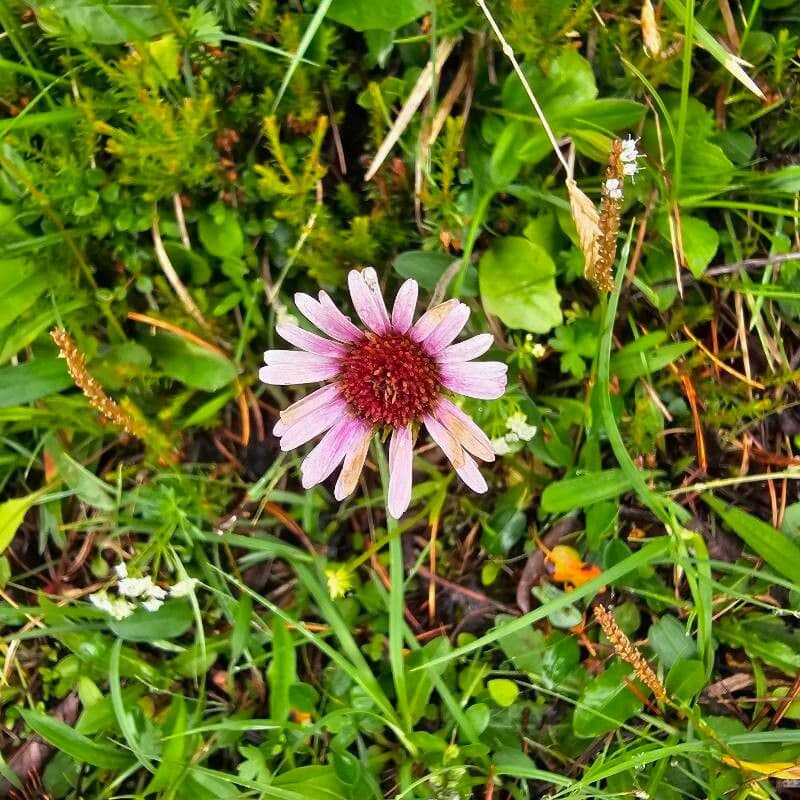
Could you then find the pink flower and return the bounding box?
[260,268,507,518]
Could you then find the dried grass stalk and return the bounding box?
[50,327,151,442]
[593,604,667,702]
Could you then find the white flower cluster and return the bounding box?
[89,562,196,620]
[492,411,538,456]
[603,136,642,201]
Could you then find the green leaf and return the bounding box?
[36,1,169,45]
[0,491,45,554]
[680,215,719,277]
[20,708,131,769]
[198,210,244,259]
[326,0,430,31]
[268,620,296,722]
[479,237,562,333]
[541,469,633,513]
[393,250,454,288]
[665,658,706,703]
[490,122,524,186]
[46,443,116,511]
[148,333,237,391]
[108,601,194,641]
[145,695,188,794]
[648,615,696,668]
[703,494,800,585]
[487,678,519,708]
[573,661,644,737]
[0,358,72,407]
[0,260,47,331]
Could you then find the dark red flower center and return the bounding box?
[338,333,441,428]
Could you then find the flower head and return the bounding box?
[260,268,507,517]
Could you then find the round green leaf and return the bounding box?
[198,209,244,259]
[488,678,520,708]
[572,661,643,737]
[327,0,430,31]
[479,237,562,333]
[108,601,194,641]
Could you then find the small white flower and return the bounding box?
[118,575,157,598]
[506,412,537,442]
[492,437,512,456]
[89,590,135,620]
[114,562,128,579]
[623,161,640,177]
[141,597,164,612]
[620,136,640,163]
[147,584,167,601]
[170,578,197,598]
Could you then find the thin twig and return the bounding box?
[172,193,191,249]
[152,215,210,330]
[365,38,456,182]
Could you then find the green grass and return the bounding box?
[1,1,800,799]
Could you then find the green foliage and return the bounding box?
[1,0,799,797]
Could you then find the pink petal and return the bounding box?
[455,451,488,493]
[440,361,508,400]
[301,416,362,488]
[276,321,347,357]
[439,333,494,363]
[260,350,341,385]
[434,398,494,462]
[391,279,418,333]
[423,303,470,354]
[348,269,390,334]
[295,292,363,343]
[334,422,372,500]
[423,413,465,469]
[409,299,459,343]
[278,394,347,451]
[275,384,342,435]
[387,425,413,518]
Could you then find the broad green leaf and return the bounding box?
[490,122,524,186]
[0,490,45,554]
[393,250,454,288]
[659,214,719,277]
[327,0,430,31]
[488,678,519,708]
[0,358,71,407]
[573,661,644,737]
[479,237,562,333]
[0,260,47,330]
[541,469,633,513]
[703,494,800,585]
[145,695,189,794]
[665,658,706,703]
[36,1,170,45]
[611,337,695,382]
[46,442,116,511]
[147,333,237,391]
[108,601,194,641]
[648,615,696,668]
[268,620,295,722]
[20,708,131,769]
[198,209,244,259]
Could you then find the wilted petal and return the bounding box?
[279,393,347,451]
[276,321,348,357]
[423,303,470,354]
[348,269,390,334]
[423,413,465,469]
[455,451,488,493]
[387,425,413,518]
[439,333,494,363]
[434,397,494,462]
[391,279,418,333]
[274,384,342,435]
[440,361,508,400]
[334,421,372,500]
[295,292,363,343]
[409,299,459,343]
[301,416,362,489]
[260,350,341,385]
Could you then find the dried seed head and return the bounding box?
[50,327,153,443]
[593,604,667,701]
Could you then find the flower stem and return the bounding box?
[372,435,411,731]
